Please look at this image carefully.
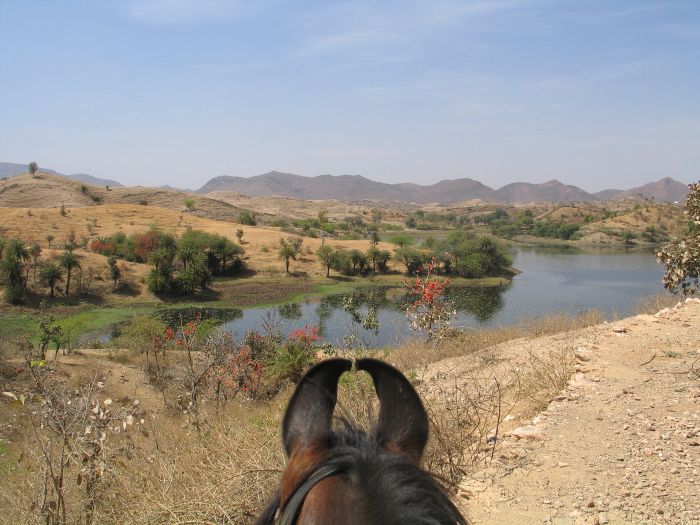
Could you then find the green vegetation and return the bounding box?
[28,161,38,178]
[239,210,257,226]
[278,236,303,273]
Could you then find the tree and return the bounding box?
[316,245,336,277]
[349,249,365,275]
[394,246,424,275]
[107,256,121,288]
[178,252,212,293]
[236,228,244,243]
[30,242,42,283]
[28,161,38,178]
[59,251,80,296]
[1,238,30,302]
[278,237,303,273]
[657,181,700,294]
[40,262,64,297]
[212,235,243,274]
[46,234,54,249]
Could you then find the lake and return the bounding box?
[208,245,668,348]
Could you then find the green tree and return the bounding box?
[316,244,337,277]
[394,246,424,275]
[46,234,54,249]
[212,235,243,274]
[59,251,80,296]
[0,239,30,302]
[239,210,257,226]
[178,252,212,293]
[349,249,365,275]
[278,237,303,273]
[28,161,38,178]
[40,262,64,297]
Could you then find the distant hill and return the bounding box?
[613,177,690,202]
[496,179,596,203]
[0,162,123,188]
[198,171,692,204]
[594,188,624,200]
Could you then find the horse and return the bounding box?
[255,357,468,525]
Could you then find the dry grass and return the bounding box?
[390,310,604,371]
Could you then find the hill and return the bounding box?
[0,162,123,187]
[614,176,690,202]
[0,172,246,223]
[198,171,691,204]
[496,179,595,203]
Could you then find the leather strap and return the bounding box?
[276,465,342,525]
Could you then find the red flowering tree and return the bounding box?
[405,257,455,341]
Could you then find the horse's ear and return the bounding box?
[282,358,352,456]
[357,358,429,464]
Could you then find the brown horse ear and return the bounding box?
[357,358,429,464]
[282,358,352,456]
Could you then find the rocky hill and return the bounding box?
[198,171,691,204]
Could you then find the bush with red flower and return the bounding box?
[405,257,455,341]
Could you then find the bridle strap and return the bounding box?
[275,465,342,525]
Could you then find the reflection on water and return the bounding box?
[123,246,667,348]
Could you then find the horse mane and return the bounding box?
[256,420,468,525]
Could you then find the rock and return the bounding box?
[598,513,609,524]
[655,308,672,318]
[575,347,592,362]
[685,297,700,304]
[612,325,628,333]
[510,425,546,441]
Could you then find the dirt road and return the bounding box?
[458,299,700,524]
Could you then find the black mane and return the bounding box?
[257,422,468,525]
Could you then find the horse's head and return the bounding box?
[255,358,467,525]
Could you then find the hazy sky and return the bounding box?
[1,0,698,191]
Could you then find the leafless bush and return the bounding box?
[11,369,141,525]
[422,375,508,487]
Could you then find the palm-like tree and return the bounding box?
[59,251,80,296]
[0,239,30,289]
[40,262,64,297]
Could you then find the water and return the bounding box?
[199,245,667,347]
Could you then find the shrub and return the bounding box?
[239,210,257,226]
[266,325,320,383]
[657,181,700,294]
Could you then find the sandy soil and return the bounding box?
[453,299,700,524]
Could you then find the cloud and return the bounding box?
[120,0,249,24]
[658,22,700,39]
[295,0,537,58]
[522,60,654,91]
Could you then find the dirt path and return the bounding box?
[459,299,700,524]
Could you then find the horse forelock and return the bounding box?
[279,425,468,525]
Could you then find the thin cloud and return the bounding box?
[119,0,253,24]
[295,0,538,57]
[522,60,654,91]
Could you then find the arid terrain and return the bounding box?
[442,299,700,524]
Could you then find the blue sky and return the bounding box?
[0,0,698,191]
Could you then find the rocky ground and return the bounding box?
[457,299,700,524]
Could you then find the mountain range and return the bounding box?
[196,171,691,204]
[0,162,691,204]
